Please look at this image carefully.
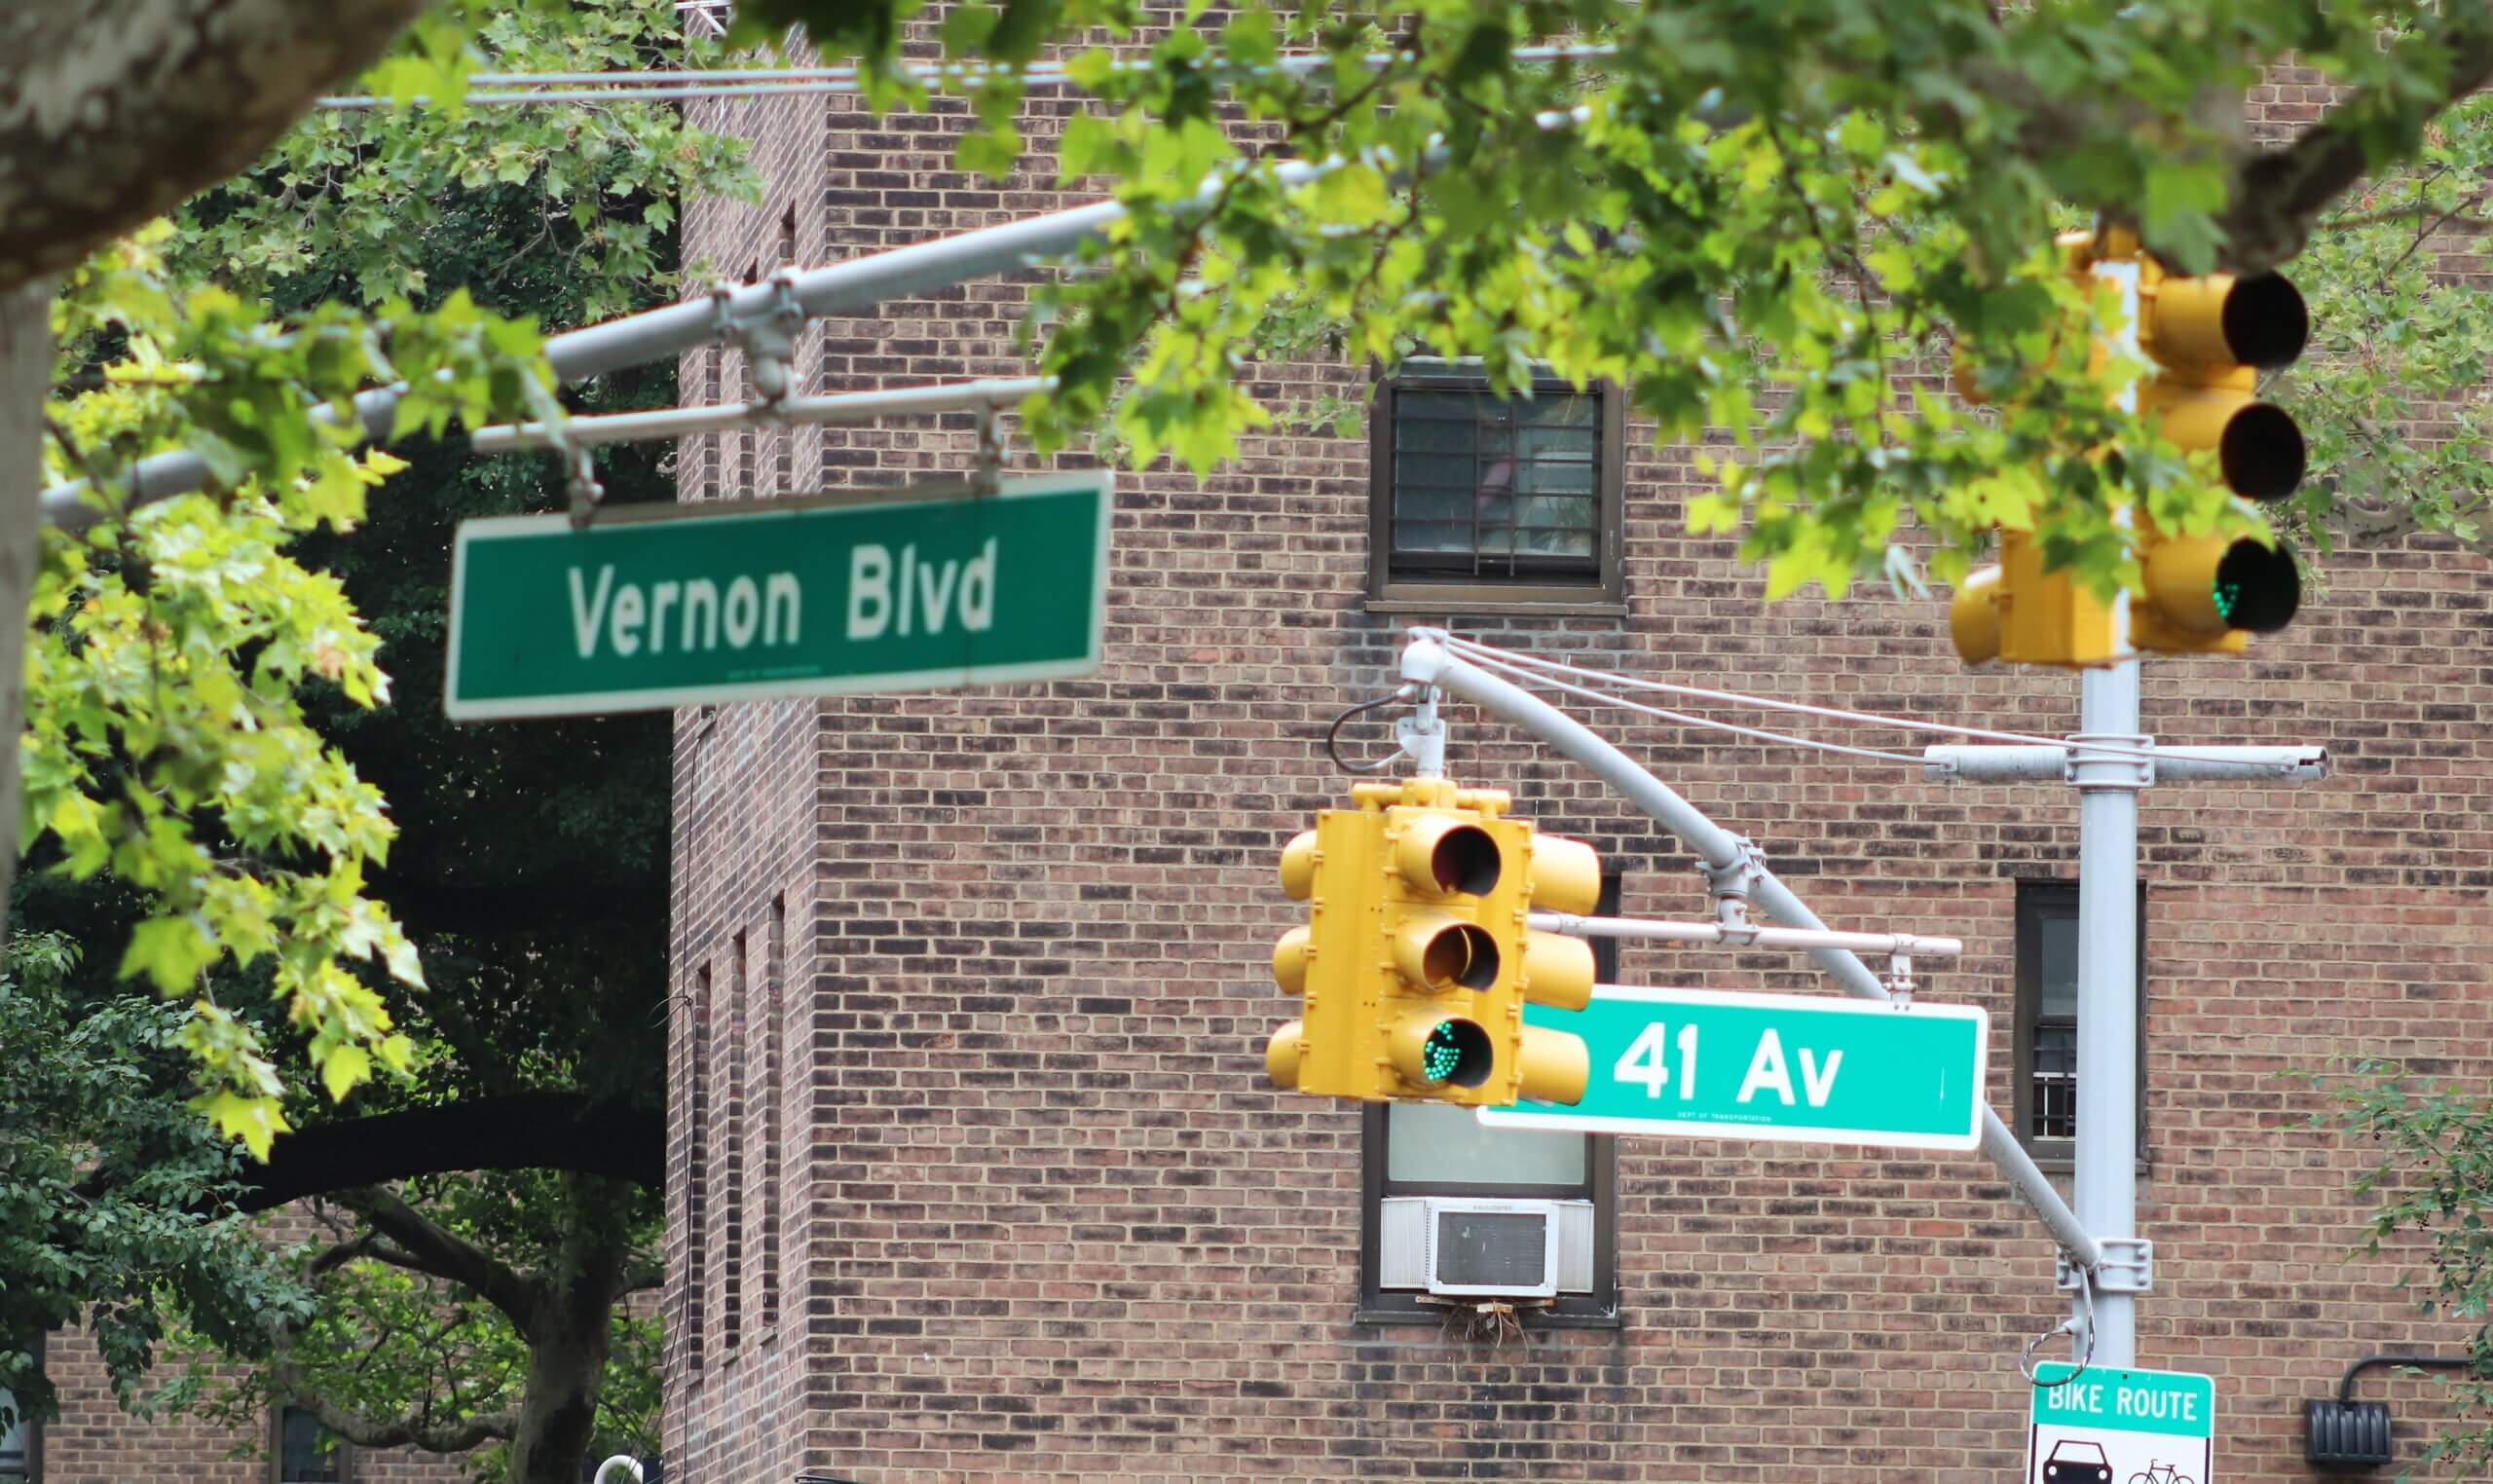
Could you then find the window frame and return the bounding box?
[0,1388,38,1484]
[2012,878,2148,1171]
[1365,365,1628,616]
[270,1405,354,1484]
[1356,877,1621,1327]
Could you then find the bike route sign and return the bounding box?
[2028,1363,2214,1484]
[1477,985,1988,1152]
[445,471,1110,721]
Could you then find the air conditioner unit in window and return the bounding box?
[1379,1197,1590,1299]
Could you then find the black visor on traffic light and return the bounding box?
[2219,402,2305,502]
[2220,272,2309,368]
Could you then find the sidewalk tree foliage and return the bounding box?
[3,3,748,1482]
[2311,1065,2493,1470]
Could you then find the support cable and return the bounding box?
[1447,643,1933,766]
[1439,632,2305,771]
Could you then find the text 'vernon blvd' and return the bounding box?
[446,473,1109,722]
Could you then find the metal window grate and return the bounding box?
[1433,1209,1551,1288]
[2032,1020,2077,1140]
[1389,383,1601,582]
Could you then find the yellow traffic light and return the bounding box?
[1949,240,2306,668]
[1262,777,1595,1107]
[2129,262,2306,654]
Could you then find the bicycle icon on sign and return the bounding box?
[2128,1463,2195,1484]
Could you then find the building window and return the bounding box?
[2013,879,2146,1169]
[0,1389,36,1483]
[1367,362,1625,612]
[1358,877,1619,1324]
[272,1406,352,1484]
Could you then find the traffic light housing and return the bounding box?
[2127,261,2305,653]
[1264,777,1599,1108]
[1949,236,2306,667]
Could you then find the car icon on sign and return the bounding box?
[2042,1440,2113,1484]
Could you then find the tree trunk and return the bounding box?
[0,0,429,295]
[0,280,51,946]
[506,1274,616,1484]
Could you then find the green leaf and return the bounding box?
[118,917,221,994]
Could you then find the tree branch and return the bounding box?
[2214,11,2493,275]
[232,1094,661,1212]
[332,1185,543,1337]
[0,0,429,294]
[277,1365,519,1456]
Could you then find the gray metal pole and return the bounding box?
[467,375,1051,454]
[2071,660,2143,1368]
[1403,633,2104,1270]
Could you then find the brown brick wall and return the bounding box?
[669,56,2493,1484]
[30,1205,473,1484]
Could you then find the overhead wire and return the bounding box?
[1439,633,2294,770]
[1448,645,1934,766]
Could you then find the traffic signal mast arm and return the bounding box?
[1396,631,2107,1276]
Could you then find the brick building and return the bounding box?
[666,55,2493,1484]
[16,1301,470,1484]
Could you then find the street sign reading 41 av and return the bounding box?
[445,471,1111,721]
[1478,985,1988,1152]
[2029,1364,2214,1484]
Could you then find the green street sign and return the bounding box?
[1477,985,1988,1151]
[2029,1363,2214,1484]
[445,471,1110,721]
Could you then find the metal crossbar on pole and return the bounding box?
[314,44,1622,109]
[1924,743,2326,783]
[1531,912,1963,959]
[467,376,1051,454]
[1399,630,2105,1273]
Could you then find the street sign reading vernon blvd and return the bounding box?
[445,471,1110,721]
[1478,985,1988,1151]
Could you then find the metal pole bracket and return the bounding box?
[1702,835,1768,930]
[1884,955,1916,1007]
[2065,732,2153,791]
[519,379,606,529]
[718,272,805,410]
[1395,686,1447,778]
[2060,1238,2152,1295]
[972,401,1005,495]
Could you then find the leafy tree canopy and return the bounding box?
[719,0,2493,601]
